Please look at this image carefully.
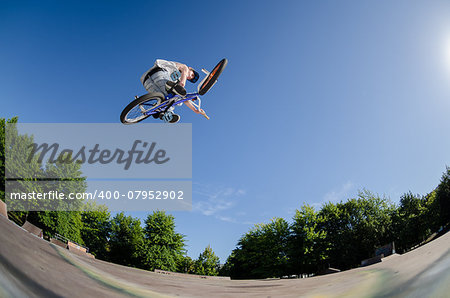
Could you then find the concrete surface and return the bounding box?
[154,269,230,280]
[0,215,449,297]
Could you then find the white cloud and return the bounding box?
[311,202,322,209]
[192,183,246,222]
[236,189,246,196]
[285,206,297,215]
[216,215,237,223]
[193,199,234,216]
[322,181,354,204]
[284,182,356,215]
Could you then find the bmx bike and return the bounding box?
[120,58,228,124]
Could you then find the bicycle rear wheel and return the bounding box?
[120,93,163,124]
[198,58,228,95]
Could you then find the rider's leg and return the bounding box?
[145,72,170,96]
[143,72,182,121]
[144,72,186,98]
[165,81,186,96]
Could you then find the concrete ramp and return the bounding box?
[50,238,67,249]
[0,215,449,297]
[22,221,43,238]
[67,244,95,259]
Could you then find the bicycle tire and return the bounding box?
[198,58,228,96]
[120,93,163,124]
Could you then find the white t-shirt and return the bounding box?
[140,59,179,84]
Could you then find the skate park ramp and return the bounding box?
[0,215,449,297]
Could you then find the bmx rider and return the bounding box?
[140,59,205,123]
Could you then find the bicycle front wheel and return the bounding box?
[198,58,228,96]
[120,93,163,124]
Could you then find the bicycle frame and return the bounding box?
[143,92,205,117]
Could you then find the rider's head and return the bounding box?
[187,67,199,83]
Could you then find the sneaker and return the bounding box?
[169,113,180,123]
[165,81,187,96]
[159,111,180,123]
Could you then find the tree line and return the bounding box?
[220,174,449,279]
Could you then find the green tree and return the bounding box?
[194,245,220,276]
[436,166,450,227]
[178,255,195,274]
[0,117,18,202]
[141,211,186,272]
[27,152,87,243]
[219,251,236,277]
[318,190,395,270]
[26,211,84,244]
[2,118,86,244]
[81,202,111,260]
[392,190,442,252]
[109,212,144,268]
[226,217,290,279]
[423,190,441,232]
[289,204,328,275]
[2,118,45,216]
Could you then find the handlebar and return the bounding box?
[200,111,210,120]
[190,96,210,120]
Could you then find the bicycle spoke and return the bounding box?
[125,99,158,122]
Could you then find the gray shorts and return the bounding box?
[143,70,170,96]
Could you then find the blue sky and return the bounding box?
[2,0,450,262]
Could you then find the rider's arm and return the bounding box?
[184,100,204,114]
[174,62,189,87]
